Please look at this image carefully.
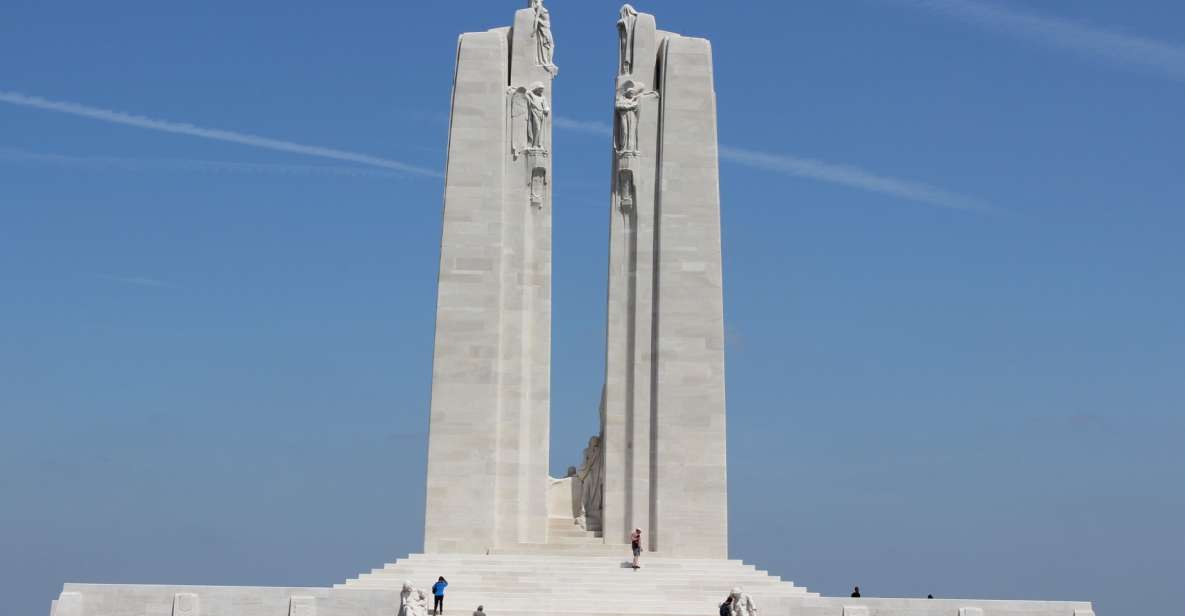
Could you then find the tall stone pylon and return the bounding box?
[423,1,558,554]
[600,6,729,559]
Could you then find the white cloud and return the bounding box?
[0,91,441,177]
[895,0,1185,80]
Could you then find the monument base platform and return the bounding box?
[51,551,1094,616]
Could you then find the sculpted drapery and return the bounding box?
[529,0,558,74]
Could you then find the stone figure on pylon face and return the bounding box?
[525,82,551,151]
[615,81,656,155]
[618,4,639,75]
[510,83,551,157]
[529,0,558,75]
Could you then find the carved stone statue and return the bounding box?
[729,588,758,616]
[399,582,430,616]
[618,4,639,75]
[574,435,603,530]
[525,82,550,151]
[615,81,656,155]
[529,0,558,75]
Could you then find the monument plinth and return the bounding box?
[47,3,1097,616]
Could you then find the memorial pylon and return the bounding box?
[600,6,728,558]
[424,0,557,553]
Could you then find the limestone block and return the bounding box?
[54,593,81,616]
[842,606,868,616]
[172,593,199,616]
[1073,611,1096,616]
[290,595,316,616]
[959,608,985,616]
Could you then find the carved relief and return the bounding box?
[510,86,529,158]
[399,582,430,616]
[528,0,558,75]
[510,83,550,158]
[173,593,200,616]
[618,4,639,75]
[617,168,636,216]
[615,80,656,155]
[530,165,548,209]
[728,589,758,616]
[526,83,550,151]
[574,435,604,530]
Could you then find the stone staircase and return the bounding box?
[336,545,818,616]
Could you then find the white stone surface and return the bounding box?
[288,595,315,616]
[50,565,1093,616]
[650,32,730,560]
[173,593,199,616]
[425,4,553,554]
[842,607,869,616]
[958,608,984,616]
[55,592,80,616]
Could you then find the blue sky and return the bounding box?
[1,1,1182,615]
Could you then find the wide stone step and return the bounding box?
[396,556,754,567]
[360,566,777,579]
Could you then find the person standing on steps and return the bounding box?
[850,586,861,598]
[630,528,643,569]
[431,576,448,615]
[473,606,485,616]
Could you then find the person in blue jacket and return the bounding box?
[431,576,448,615]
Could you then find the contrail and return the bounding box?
[718,146,992,212]
[0,147,412,179]
[553,117,989,211]
[0,90,442,177]
[893,0,1185,81]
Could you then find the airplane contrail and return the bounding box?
[553,116,990,212]
[0,90,441,177]
[0,146,412,180]
[894,0,1185,81]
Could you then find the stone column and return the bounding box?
[603,11,660,548]
[652,34,728,559]
[601,15,727,559]
[423,27,510,554]
[424,5,554,553]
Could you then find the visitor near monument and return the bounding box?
[42,4,1100,616]
[431,577,448,615]
[630,528,643,569]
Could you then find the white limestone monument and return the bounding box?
[49,4,1097,616]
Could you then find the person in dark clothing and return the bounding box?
[431,577,448,615]
[719,595,732,616]
[630,528,642,569]
[927,594,934,599]
[850,586,861,598]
